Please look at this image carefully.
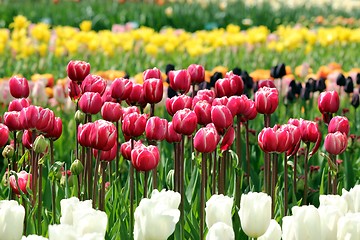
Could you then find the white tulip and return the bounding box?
[134,189,181,240]
[258,219,281,240]
[72,207,107,237]
[319,194,348,215]
[206,222,234,240]
[337,212,360,240]
[0,200,25,240]
[21,235,48,240]
[342,185,360,213]
[318,206,342,240]
[282,216,296,240]
[238,192,271,238]
[291,205,321,240]
[60,197,92,225]
[48,224,78,240]
[205,194,233,229]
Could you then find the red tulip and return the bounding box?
[36,108,55,134]
[193,126,220,153]
[3,111,22,131]
[187,64,205,84]
[166,95,192,116]
[143,78,163,104]
[258,125,292,153]
[211,105,233,131]
[298,119,322,155]
[258,80,276,89]
[192,89,215,106]
[194,100,212,125]
[288,118,301,127]
[20,105,42,130]
[101,86,116,103]
[122,106,140,118]
[90,120,117,151]
[120,140,143,160]
[255,87,279,115]
[131,145,160,171]
[172,108,198,135]
[22,130,33,149]
[324,131,348,155]
[242,99,257,121]
[81,74,106,95]
[0,123,9,147]
[145,116,168,141]
[68,80,82,101]
[318,91,339,114]
[212,97,229,106]
[165,122,182,143]
[9,76,29,98]
[78,123,94,148]
[122,112,147,137]
[215,78,234,97]
[220,126,235,151]
[9,171,32,195]
[66,60,90,82]
[227,95,247,117]
[126,83,147,108]
[169,69,191,94]
[110,77,133,101]
[143,67,162,81]
[8,98,30,112]
[78,92,103,115]
[225,71,244,95]
[101,102,122,122]
[279,124,301,156]
[328,116,349,136]
[93,142,117,161]
[45,117,62,140]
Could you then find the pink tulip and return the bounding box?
[328,116,349,136]
[193,126,220,153]
[9,171,32,195]
[187,64,205,84]
[3,111,22,131]
[122,106,140,118]
[122,112,147,137]
[298,119,322,155]
[318,91,339,114]
[36,108,55,134]
[77,123,94,148]
[90,120,117,151]
[145,116,168,141]
[78,92,103,115]
[126,83,147,108]
[8,98,30,112]
[0,123,9,147]
[258,125,292,153]
[9,76,29,98]
[258,80,276,89]
[194,100,212,125]
[68,80,82,101]
[172,108,198,135]
[66,60,90,82]
[120,140,143,160]
[212,97,229,106]
[143,67,162,81]
[131,145,160,171]
[93,142,117,161]
[20,105,42,130]
[225,71,244,95]
[45,117,62,140]
[165,122,182,143]
[166,95,192,116]
[324,131,348,155]
[81,74,107,95]
[101,86,116,103]
[192,89,215,106]
[143,78,163,104]
[211,105,233,131]
[220,126,235,151]
[22,130,33,149]
[110,77,133,101]
[101,102,122,122]
[169,69,191,94]
[215,78,234,97]
[255,87,279,115]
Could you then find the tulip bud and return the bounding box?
[120,140,143,160]
[168,69,191,94]
[143,67,162,81]
[194,100,212,125]
[143,78,163,104]
[255,87,279,115]
[70,159,84,176]
[344,77,354,93]
[122,112,147,138]
[165,122,182,143]
[68,80,82,101]
[270,63,286,79]
[3,111,22,131]
[9,171,32,195]
[93,143,117,161]
[172,108,198,136]
[78,92,103,115]
[336,73,346,86]
[215,78,234,97]
[33,135,49,153]
[194,126,220,153]
[22,130,33,149]
[75,110,86,124]
[193,89,215,106]
[66,60,90,83]
[351,93,359,109]
[9,76,30,98]
[8,98,30,112]
[0,200,25,240]
[20,105,42,130]
[45,117,63,140]
[187,64,205,84]
[101,102,122,122]
[328,116,349,136]
[166,95,192,116]
[206,222,235,240]
[225,71,244,95]
[205,194,233,229]
[110,77,133,101]
[81,74,106,95]
[145,117,168,142]
[211,105,233,131]
[318,91,339,114]
[2,145,14,159]
[0,123,9,148]
[36,108,55,134]
[290,205,322,240]
[126,83,147,108]
[324,131,348,155]
[131,145,160,171]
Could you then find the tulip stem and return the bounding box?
[11,131,18,200]
[264,114,271,195]
[144,171,148,198]
[173,143,178,192]
[115,121,120,180]
[293,154,297,196]
[271,153,278,218]
[329,154,338,195]
[86,147,92,199]
[92,151,101,208]
[200,153,207,240]
[284,153,288,216]
[303,142,310,205]
[212,151,217,195]
[130,139,135,239]
[245,121,251,187]
[38,155,43,235]
[218,152,225,194]
[50,139,57,223]
[99,161,107,211]
[179,136,185,240]
[235,116,242,208]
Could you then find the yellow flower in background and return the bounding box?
[145,43,158,56]
[80,20,92,32]
[30,23,50,42]
[226,24,240,34]
[10,15,30,29]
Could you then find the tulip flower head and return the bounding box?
[206,222,235,240]
[9,171,32,195]
[172,108,197,136]
[193,126,220,153]
[143,78,163,104]
[341,185,360,213]
[258,125,293,154]
[143,67,162,82]
[324,131,348,155]
[165,122,182,143]
[168,69,191,94]
[187,64,205,84]
[66,60,90,83]
[81,74,106,95]
[110,77,133,101]
[131,144,160,172]
[328,116,349,136]
[205,194,233,229]
[194,100,212,125]
[8,98,30,112]
[258,219,282,240]
[0,123,9,148]
[0,200,25,240]
[255,87,279,115]
[166,95,192,116]
[101,102,122,122]
[78,92,103,115]
[9,76,30,98]
[145,116,168,142]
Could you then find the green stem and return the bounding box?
[284,153,288,216]
[271,153,278,218]
[50,139,57,223]
[235,116,242,208]
[37,155,43,235]
[99,161,107,211]
[92,151,101,208]
[303,143,310,205]
[200,153,207,240]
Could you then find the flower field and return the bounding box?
[0,1,360,240]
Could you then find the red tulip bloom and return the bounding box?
[110,77,133,101]
[225,71,244,95]
[101,102,122,122]
[194,100,212,125]
[328,116,349,136]
[169,69,191,94]
[279,124,301,156]
[90,120,117,151]
[8,98,30,112]
[81,74,106,95]
[122,112,147,137]
[226,95,247,117]
[258,125,292,153]
[3,111,22,131]
[93,142,117,162]
[172,108,198,136]
[101,86,116,103]
[212,97,229,106]
[324,131,348,155]
[20,105,42,130]
[36,108,55,134]
[192,89,215,106]
[165,122,182,143]
[78,123,94,148]
[194,126,220,153]
[131,145,160,171]
[126,83,147,108]
[143,67,162,81]
[120,140,143,160]
[78,92,103,115]
[9,76,29,98]
[220,126,235,151]
[187,64,205,84]
[255,87,279,115]
[145,116,168,142]
[22,130,33,149]
[68,80,82,101]
[122,106,140,118]
[318,91,339,114]
[211,105,233,131]
[215,78,234,97]
[298,119,322,155]
[143,78,163,104]
[9,171,32,195]
[166,95,192,116]
[66,60,90,83]
[258,80,276,89]
[0,124,9,147]
[288,118,301,127]
[45,117,62,140]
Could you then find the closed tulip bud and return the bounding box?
[66,60,90,82]
[0,200,25,240]
[9,76,30,98]
[45,117,62,140]
[299,120,322,155]
[351,93,359,109]
[318,206,342,240]
[211,105,233,131]
[166,95,192,116]
[110,77,133,101]
[215,78,234,97]
[243,99,257,121]
[169,69,191,94]
[328,116,349,136]
[145,116,168,141]
[70,159,84,176]
[131,145,160,171]
[120,140,143,160]
[101,102,122,122]
[291,205,322,240]
[226,95,247,117]
[143,78,163,104]
[341,185,360,213]
[3,111,22,131]
[36,108,55,134]
[75,110,86,124]
[90,120,117,151]
[78,123,93,148]
[166,169,175,190]
[337,213,360,240]
[239,192,271,238]
[68,80,82,101]
[255,87,279,115]
[2,145,14,159]
[81,74,106,95]
[220,127,235,151]
[258,219,282,240]
[258,126,292,153]
[225,71,244,95]
[33,135,48,153]
[22,130,33,149]
[344,77,354,93]
[281,216,296,240]
[122,112,147,138]
[78,92,103,115]
[205,194,233,229]
[143,67,162,81]
[172,108,198,135]
[194,126,220,153]
[187,64,205,84]
[193,89,216,106]
[324,131,348,155]
[9,171,32,195]
[126,83,146,107]
[165,122,182,143]
[318,91,339,114]
[319,194,348,215]
[194,100,212,125]
[20,105,42,130]
[0,124,9,147]
[336,73,346,86]
[93,142,117,161]
[8,98,30,112]
[206,222,235,240]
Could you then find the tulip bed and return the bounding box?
[0,2,360,240]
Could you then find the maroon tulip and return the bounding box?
[220,126,235,151]
[166,95,192,116]
[165,122,182,143]
[9,76,29,98]
[212,97,229,106]
[187,64,205,84]
[143,67,162,81]
[258,80,276,89]
[0,123,9,147]
[3,111,22,131]
[172,108,198,135]
[90,120,117,151]
[93,142,117,162]
[22,130,33,149]
[78,92,103,115]
[122,112,147,137]
[45,117,62,140]
[324,131,348,155]
[143,78,163,104]
[193,126,220,153]
[78,123,94,148]
[66,60,90,83]
[120,140,143,160]
[36,108,55,134]
[101,102,122,122]
[68,80,82,101]
[145,116,168,141]
[126,83,147,108]
[193,89,215,106]
[81,74,107,95]
[194,100,212,125]
[258,125,292,153]
[20,105,42,130]
[9,171,32,195]
[131,145,160,171]
[110,77,133,101]
[168,69,191,94]
[225,71,244,95]
[8,98,30,112]
[255,87,279,115]
[328,116,349,136]
[318,90,339,114]
[211,105,233,131]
